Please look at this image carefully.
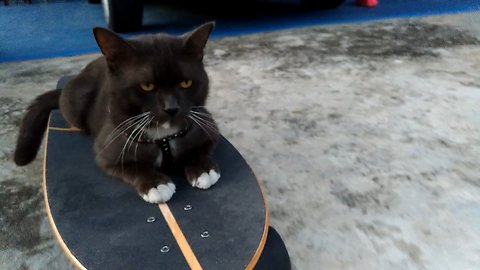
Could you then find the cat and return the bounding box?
[14,22,221,203]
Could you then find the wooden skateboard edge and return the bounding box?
[49,126,82,132]
[245,205,269,270]
[238,154,269,270]
[43,116,87,270]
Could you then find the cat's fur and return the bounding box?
[14,22,221,203]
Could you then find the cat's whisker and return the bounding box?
[194,120,218,139]
[188,114,219,143]
[189,111,217,129]
[102,119,146,150]
[189,108,209,113]
[189,108,210,116]
[117,115,152,173]
[108,112,149,133]
[189,109,215,119]
[194,114,216,126]
[128,116,152,152]
[105,112,150,143]
[189,112,214,120]
[103,113,150,146]
[120,116,151,157]
[192,117,217,134]
[188,115,214,142]
[133,116,154,162]
[189,112,218,133]
[100,114,150,153]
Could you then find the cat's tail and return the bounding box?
[14,89,61,166]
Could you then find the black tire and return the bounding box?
[301,0,345,9]
[254,227,291,270]
[103,0,144,32]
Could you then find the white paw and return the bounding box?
[141,182,176,203]
[192,169,220,189]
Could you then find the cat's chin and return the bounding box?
[157,121,173,129]
[153,116,187,127]
[150,115,186,128]
[144,120,182,140]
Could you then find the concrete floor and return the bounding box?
[1,12,480,270]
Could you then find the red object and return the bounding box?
[357,0,378,7]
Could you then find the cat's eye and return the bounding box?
[180,80,193,89]
[140,83,155,92]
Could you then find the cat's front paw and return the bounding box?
[191,169,220,189]
[185,157,220,190]
[141,182,176,203]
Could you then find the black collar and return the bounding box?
[124,123,190,158]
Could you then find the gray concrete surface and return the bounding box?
[1,12,480,270]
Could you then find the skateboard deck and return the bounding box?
[43,79,269,270]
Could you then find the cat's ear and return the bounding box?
[182,22,215,61]
[93,27,134,67]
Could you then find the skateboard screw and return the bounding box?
[201,231,210,238]
[147,217,156,223]
[184,205,192,211]
[161,246,170,253]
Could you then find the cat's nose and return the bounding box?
[163,108,178,117]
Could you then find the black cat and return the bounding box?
[14,22,221,203]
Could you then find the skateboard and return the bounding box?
[42,77,290,270]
